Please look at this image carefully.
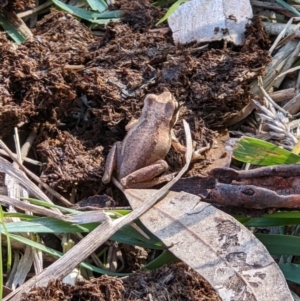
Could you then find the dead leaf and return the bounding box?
[168,0,253,45]
[125,189,293,301]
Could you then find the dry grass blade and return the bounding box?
[0,195,107,224]
[283,93,300,114]
[3,120,193,301]
[273,40,300,88]
[0,149,41,166]
[0,157,52,204]
[0,196,63,220]
[0,155,57,209]
[269,17,294,54]
[2,11,33,40]
[274,66,300,81]
[17,2,52,19]
[0,140,72,207]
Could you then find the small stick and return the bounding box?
[17,2,52,18]
[0,149,42,166]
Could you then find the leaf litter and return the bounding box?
[0,1,270,201]
[0,0,273,300]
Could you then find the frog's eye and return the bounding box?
[144,94,155,107]
[164,101,176,119]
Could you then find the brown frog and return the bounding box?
[102,91,207,188]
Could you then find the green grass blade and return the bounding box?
[8,233,126,276]
[0,217,165,249]
[81,261,129,276]
[152,0,177,6]
[112,225,164,249]
[275,0,300,16]
[113,210,131,216]
[92,10,122,18]
[279,263,300,284]
[25,198,130,218]
[3,212,37,220]
[262,211,300,218]
[0,218,96,234]
[51,0,120,24]
[115,223,163,247]
[233,137,300,165]
[25,198,80,214]
[144,250,177,270]
[87,0,108,12]
[237,211,300,227]
[0,13,25,44]
[0,207,11,278]
[240,217,300,227]
[156,0,188,25]
[256,234,300,255]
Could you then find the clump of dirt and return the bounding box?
[38,131,104,196]
[122,263,221,301]
[3,0,35,12]
[20,263,221,301]
[0,0,271,199]
[21,276,124,301]
[0,10,92,136]
[118,0,163,30]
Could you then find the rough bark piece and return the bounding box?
[168,0,253,45]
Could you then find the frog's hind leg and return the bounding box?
[125,172,177,189]
[120,159,168,187]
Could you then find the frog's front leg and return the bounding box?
[102,141,122,184]
[120,159,168,188]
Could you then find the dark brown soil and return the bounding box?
[2,0,35,12]
[20,263,221,301]
[0,0,270,201]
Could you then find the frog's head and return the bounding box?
[143,92,179,127]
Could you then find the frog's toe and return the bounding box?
[120,175,133,187]
[192,144,211,161]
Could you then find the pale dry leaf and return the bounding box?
[125,189,293,301]
[168,0,253,45]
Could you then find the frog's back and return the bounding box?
[118,119,171,179]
